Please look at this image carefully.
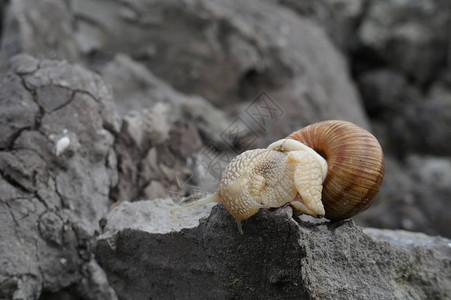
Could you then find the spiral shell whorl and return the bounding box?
[287,120,385,220]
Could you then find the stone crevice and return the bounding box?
[0,168,33,195]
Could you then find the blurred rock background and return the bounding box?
[0,0,450,299]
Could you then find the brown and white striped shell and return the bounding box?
[286,120,385,220]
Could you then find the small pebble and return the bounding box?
[56,136,70,156]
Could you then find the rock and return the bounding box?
[412,83,451,155]
[398,83,451,155]
[101,56,229,203]
[0,0,79,74]
[358,0,450,84]
[169,121,203,159]
[100,54,231,144]
[0,1,7,21]
[99,199,216,235]
[358,68,451,156]
[72,0,370,135]
[122,103,173,150]
[0,54,117,299]
[95,198,451,299]
[355,155,451,239]
[99,54,166,116]
[364,228,451,257]
[179,96,235,145]
[358,69,414,116]
[0,67,40,149]
[143,181,167,200]
[273,0,366,51]
[403,155,451,237]
[112,103,204,203]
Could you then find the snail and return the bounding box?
[171,120,385,234]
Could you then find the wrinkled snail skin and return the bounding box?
[286,120,385,221]
[171,120,385,233]
[171,148,302,234]
[217,149,297,221]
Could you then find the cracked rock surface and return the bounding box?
[0,54,118,300]
[95,199,451,300]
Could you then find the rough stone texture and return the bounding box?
[99,54,235,203]
[364,227,451,257]
[100,54,177,116]
[358,69,420,117]
[0,0,79,74]
[272,0,367,51]
[275,0,450,87]
[95,199,451,300]
[1,1,451,299]
[111,102,204,203]
[71,0,370,135]
[397,83,451,156]
[358,0,450,84]
[99,54,231,144]
[274,0,451,155]
[358,70,451,156]
[0,54,117,299]
[356,155,451,239]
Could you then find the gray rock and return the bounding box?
[364,228,451,258]
[72,0,370,134]
[355,155,451,239]
[95,198,451,299]
[169,121,204,159]
[122,103,173,149]
[0,0,79,74]
[358,68,451,156]
[112,103,173,202]
[0,68,40,149]
[100,54,168,116]
[100,54,231,144]
[273,0,366,51]
[414,84,451,154]
[100,199,216,236]
[395,83,451,155]
[405,155,451,236]
[0,54,117,299]
[111,102,204,203]
[100,55,231,203]
[358,0,450,84]
[358,69,414,115]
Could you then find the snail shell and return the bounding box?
[286,120,385,221]
[171,120,385,233]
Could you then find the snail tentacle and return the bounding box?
[170,192,219,214]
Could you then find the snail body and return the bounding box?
[217,149,297,221]
[171,120,385,233]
